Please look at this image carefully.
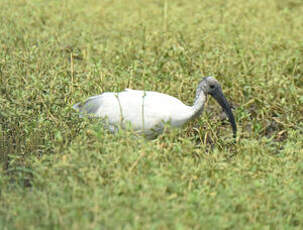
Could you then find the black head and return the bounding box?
[197,76,237,138]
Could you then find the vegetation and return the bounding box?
[1,0,303,229]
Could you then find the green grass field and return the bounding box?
[1,0,303,229]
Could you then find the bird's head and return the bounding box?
[196,76,237,138]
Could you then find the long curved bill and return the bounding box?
[210,89,237,138]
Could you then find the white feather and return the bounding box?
[74,89,203,138]
[72,76,237,138]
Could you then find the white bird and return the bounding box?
[73,76,237,139]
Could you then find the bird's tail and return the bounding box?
[72,103,85,118]
[72,103,81,111]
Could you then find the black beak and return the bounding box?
[210,89,237,138]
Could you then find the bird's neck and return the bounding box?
[190,92,207,120]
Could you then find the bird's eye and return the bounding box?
[209,84,215,89]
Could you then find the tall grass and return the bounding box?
[1,0,303,229]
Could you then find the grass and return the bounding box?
[1,0,303,229]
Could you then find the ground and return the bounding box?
[1,0,303,229]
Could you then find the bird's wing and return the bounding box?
[72,95,106,118]
[73,90,192,132]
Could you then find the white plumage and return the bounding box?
[73,76,237,138]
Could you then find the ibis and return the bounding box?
[73,76,237,139]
